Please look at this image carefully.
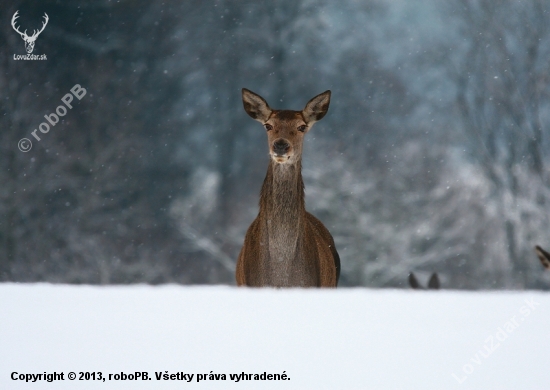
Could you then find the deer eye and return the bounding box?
[264,124,273,131]
[297,125,307,132]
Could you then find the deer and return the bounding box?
[535,245,550,269]
[236,88,340,287]
[409,272,440,290]
[11,11,49,54]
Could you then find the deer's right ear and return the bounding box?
[428,273,440,289]
[242,88,272,122]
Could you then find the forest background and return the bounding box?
[1,0,549,289]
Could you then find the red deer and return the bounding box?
[236,88,340,287]
[535,245,550,269]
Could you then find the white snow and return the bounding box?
[1,284,549,389]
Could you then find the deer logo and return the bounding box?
[11,11,49,54]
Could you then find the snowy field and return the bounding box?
[1,284,549,389]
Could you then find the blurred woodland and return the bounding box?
[1,0,550,289]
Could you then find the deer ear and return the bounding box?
[302,90,331,124]
[242,88,272,122]
[408,272,420,289]
[535,245,550,269]
[428,273,440,289]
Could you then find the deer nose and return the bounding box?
[273,139,290,155]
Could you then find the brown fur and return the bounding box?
[271,110,304,121]
[236,89,340,287]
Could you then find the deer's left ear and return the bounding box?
[302,90,331,124]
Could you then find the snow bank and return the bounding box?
[1,284,549,389]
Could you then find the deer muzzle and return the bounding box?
[272,139,291,160]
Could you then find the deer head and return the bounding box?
[409,272,440,290]
[12,11,49,54]
[242,88,331,165]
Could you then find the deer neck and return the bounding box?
[259,159,305,263]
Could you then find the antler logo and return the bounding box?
[11,11,49,54]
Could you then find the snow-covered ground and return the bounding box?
[1,284,549,389]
